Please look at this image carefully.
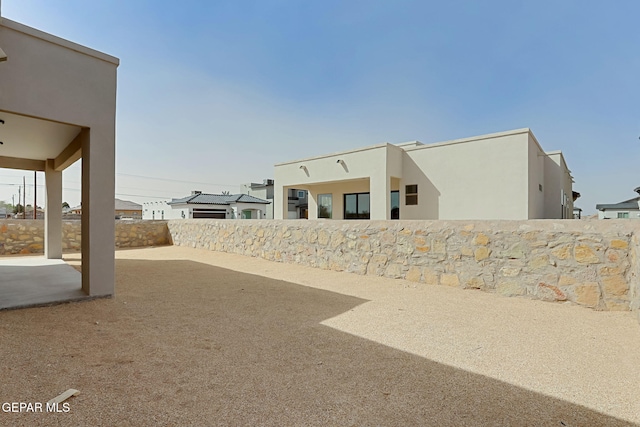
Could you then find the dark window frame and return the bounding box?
[344,192,370,220]
[405,185,418,205]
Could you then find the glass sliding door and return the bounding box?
[317,194,332,219]
[344,193,370,219]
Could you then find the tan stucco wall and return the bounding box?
[0,220,169,254]
[274,130,570,221]
[0,19,118,128]
[404,132,529,219]
[167,219,640,313]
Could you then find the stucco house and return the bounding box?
[143,191,270,220]
[596,188,640,219]
[274,128,574,220]
[0,4,119,299]
[241,179,308,219]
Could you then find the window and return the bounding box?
[318,194,332,218]
[405,185,418,205]
[344,193,370,219]
[618,212,630,218]
[297,190,306,199]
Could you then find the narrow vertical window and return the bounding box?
[318,194,332,219]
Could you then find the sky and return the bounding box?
[1,0,639,214]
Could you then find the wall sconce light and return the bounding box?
[299,165,307,170]
[0,48,6,62]
[336,159,348,172]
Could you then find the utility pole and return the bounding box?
[22,176,26,219]
[17,186,21,218]
[33,171,37,219]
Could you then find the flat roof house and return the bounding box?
[0,4,119,299]
[274,129,574,220]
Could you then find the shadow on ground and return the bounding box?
[0,259,635,426]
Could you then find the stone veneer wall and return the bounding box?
[168,219,640,312]
[0,220,170,254]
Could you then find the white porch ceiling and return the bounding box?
[0,110,82,160]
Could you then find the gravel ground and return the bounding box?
[1,245,639,426]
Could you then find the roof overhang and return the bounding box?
[0,111,83,171]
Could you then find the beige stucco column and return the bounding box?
[81,127,115,296]
[370,174,391,220]
[308,190,318,220]
[274,184,289,220]
[44,159,62,259]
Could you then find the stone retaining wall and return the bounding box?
[0,219,170,254]
[168,219,640,312]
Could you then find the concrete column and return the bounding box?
[274,183,284,219]
[308,189,318,220]
[44,159,62,259]
[81,127,115,296]
[370,174,391,220]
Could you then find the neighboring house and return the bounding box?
[573,207,582,219]
[240,179,308,219]
[142,191,270,220]
[240,179,275,219]
[68,199,142,219]
[274,128,574,220]
[596,189,640,219]
[15,207,44,219]
[114,199,142,219]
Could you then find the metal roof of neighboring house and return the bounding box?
[596,197,640,211]
[115,199,142,211]
[70,199,142,212]
[168,193,271,206]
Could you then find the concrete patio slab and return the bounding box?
[0,256,85,310]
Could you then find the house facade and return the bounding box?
[143,191,270,220]
[596,194,640,219]
[274,129,574,220]
[241,179,308,219]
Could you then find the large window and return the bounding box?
[391,191,399,219]
[405,185,418,205]
[318,194,332,219]
[344,193,370,219]
[618,212,630,218]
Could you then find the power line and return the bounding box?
[116,172,238,187]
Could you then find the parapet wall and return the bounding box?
[168,219,640,312]
[0,219,170,254]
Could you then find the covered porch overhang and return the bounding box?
[0,15,119,309]
[0,110,109,308]
[280,177,401,220]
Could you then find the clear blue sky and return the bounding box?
[1,0,639,214]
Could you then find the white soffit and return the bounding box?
[0,111,82,160]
